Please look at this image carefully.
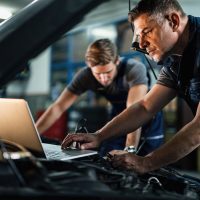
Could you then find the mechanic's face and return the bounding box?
[90,61,118,87]
[133,13,179,62]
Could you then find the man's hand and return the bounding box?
[108,150,148,174]
[61,133,100,150]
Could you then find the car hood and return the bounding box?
[0,0,108,87]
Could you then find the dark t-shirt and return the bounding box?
[68,58,148,115]
[157,15,200,115]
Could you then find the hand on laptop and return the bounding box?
[61,133,100,150]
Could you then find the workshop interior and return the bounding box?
[0,0,200,199]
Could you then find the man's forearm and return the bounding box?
[36,105,63,134]
[98,101,154,142]
[144,119,200,172]
[126,129,141,149]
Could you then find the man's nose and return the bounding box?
[99,73,109,81]
[139,35,148,49]
[132,34,147,49]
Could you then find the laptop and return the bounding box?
[0,98,97,160]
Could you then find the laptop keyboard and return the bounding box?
[42,143,71,160]
[45,149,71,159]
[42,143,97,160]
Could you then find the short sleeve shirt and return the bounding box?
[157,15,200,115]
[67,58,148,115]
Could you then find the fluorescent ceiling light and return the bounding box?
[0,7,12,20]
[90,26,117,39]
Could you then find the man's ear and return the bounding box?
[165,13,180,31]
[115,56,120,65]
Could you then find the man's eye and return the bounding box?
[144,29,152,36]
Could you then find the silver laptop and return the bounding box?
[0,98,97,160]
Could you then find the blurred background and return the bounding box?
[0,0,199,172]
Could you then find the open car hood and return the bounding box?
[0,0,108,87]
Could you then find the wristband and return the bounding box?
[124,145,136,153]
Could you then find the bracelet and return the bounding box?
[124,145,136,153]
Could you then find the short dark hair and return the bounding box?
[85,39,118,67]
[128,0,186,23]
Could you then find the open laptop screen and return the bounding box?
[0,98,97,160]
